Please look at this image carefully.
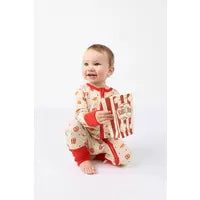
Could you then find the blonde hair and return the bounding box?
[87,44,114,66]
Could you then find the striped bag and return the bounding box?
[101,93,134,139]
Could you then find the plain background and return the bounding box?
[35,0,166,200]
[1,1,200,200]
[35,0,166,110]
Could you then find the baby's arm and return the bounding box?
[74,87,117,127]
[74,88,100,127]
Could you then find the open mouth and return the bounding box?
[87,74,97,77]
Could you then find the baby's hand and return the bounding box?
[95,111,114,124]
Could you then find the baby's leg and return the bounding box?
[65,120,96,174]
[103,138,133,166]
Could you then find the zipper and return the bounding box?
[103,138,119,165]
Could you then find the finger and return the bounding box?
[98,119,107,124]
[103,114,113,118]
[100,119,112,123]
[99,117,113,122]
[98,114,114,123]
[99,113,113,118]
[102,115,114,120]
[99,111,112,116]
[100,120,111,125]
[104,111,112,115]
[98,115,113,120]
[104,111,112,114]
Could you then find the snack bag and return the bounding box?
[101,93,134,139]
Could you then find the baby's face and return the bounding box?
[82,49,113,87]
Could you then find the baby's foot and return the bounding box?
[79,160,96,175]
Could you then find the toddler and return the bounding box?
[65,44,132,175]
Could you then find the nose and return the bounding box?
[87,64,95,71]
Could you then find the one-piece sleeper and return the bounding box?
[65,83,132,166]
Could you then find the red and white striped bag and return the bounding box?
[101,93,134,139]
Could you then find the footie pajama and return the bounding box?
[65,83,132,166]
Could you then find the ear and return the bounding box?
[107,66,114,77]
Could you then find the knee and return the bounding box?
[65,120,83,138]
[65,120,88,147]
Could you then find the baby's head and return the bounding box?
[82,44,114,87]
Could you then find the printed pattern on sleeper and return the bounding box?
[65,83,132,165]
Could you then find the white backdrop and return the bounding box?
[35,0,166,200]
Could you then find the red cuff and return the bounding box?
[69,146,90,166]
[84,111,100,127]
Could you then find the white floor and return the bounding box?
[35,108,166,200]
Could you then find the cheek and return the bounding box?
[82,68,86,77]
[97,69,108,78]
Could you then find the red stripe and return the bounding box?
[125,122,129,136]
[99,103,104,139]
[100,124,104,139]
[115,96,124,138]
[127,94,130,104]
[105,97,116,136]
[103,138,119,165]
[127,94,133,135]
[121,95,129,137]
[129,117,132,134]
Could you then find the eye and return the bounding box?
[94,63,100,66]
[83,63,88,66]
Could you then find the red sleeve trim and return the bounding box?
[84,111,101,127]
